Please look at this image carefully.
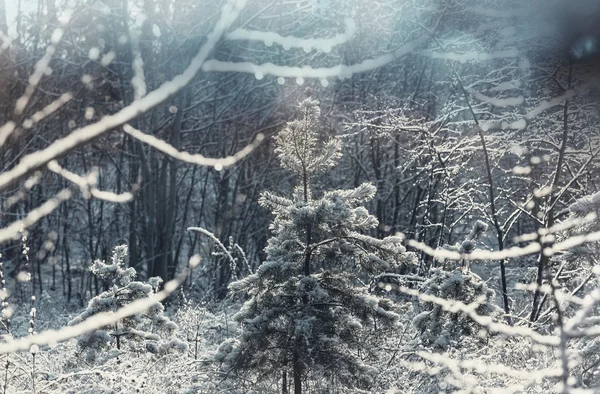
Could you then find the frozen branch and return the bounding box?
[202,36,427,80]
[122,124,264,170]
[129,29,147,101]
[396,285,560,346]
[47,160,138,203]
[407,238,542,261]
[470,90,524,107]
[0,188,73,243]
[426,48,519,63]
[187,227,236,266]
[226,18,356,53]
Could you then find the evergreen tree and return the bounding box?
[412,268,500,350]
[69,245,187,363]
[412,221,502,350]
[217,98,416,393]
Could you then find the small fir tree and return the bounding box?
[412,268,501,349]
[412,221,502,350]
[218,98,416,393]
[69,245,187,362]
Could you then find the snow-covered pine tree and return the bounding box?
[69,245,187,362]
[559,191,600,268]
[217,98,416,394]
[412,221,502,350]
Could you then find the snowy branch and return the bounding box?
[226,18,356,53]
[123,124,264,170]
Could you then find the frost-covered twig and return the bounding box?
[188,227,252,278]
[187,227,236,267]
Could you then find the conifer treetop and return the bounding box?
[274,98,342,178]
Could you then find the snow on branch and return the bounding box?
[47,160,138,203]
[525,88,580,120]
[409,224,600,262]
[396,285,560,346]
[469,90,524,107]
[0,255,201,355]
[0,30,11,55]
[0,188,73,243]
[407,238,542,261]
[122,124,264,170]
[479,84,590,132]
[426,48,519,63]
[226,18,356,53]
[550,229,600,256]
[0,122,16,148]
[513,213,597,243]
[0,0,247,193]
[402,355,557,394]
[187,227,236,266]
[201,36,427,81]
[417,351,563,381]
[2,173,42,210]
[13,29,64,116]
[128,29,147,101]
[21,92,73,131]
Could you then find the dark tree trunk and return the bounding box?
[293,351,302,394]
[282,370,288,394]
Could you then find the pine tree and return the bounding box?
[69,245,187,363]
[217,98,416,393]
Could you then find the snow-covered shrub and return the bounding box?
[413,267,502,350]
[174,298,241,360]
[69,245,187,362]
[436,219,488,272]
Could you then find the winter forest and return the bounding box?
[1,0,600,392]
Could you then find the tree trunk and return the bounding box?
[282,370,288,394]
[293,351,302,394]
